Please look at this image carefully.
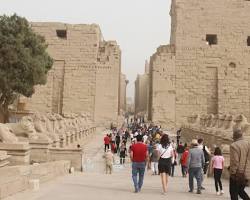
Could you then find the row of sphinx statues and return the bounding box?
[186,113,250,139]
[0,112,95,147]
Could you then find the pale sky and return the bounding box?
[0,0,172,99]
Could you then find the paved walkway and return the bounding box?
[5,131,250,200]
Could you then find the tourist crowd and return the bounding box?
[103,120,250,200]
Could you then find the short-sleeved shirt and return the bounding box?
[212,155,224,169]
[131,142,147,162]
[157,144,173,159]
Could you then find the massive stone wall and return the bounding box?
[20,22,122,126]
[172,0,250,124]
[134,69,149,116]
[148,45,175,128]
[148,0,250,128]
[119,74,128,114]
[0,160,70,199]
[94,41,121,126]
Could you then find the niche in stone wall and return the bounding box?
[206,67,218,114]
[229,62,236,68]
[56,30,67,39]
[247,36,250,46]
[52,60,65,114]
[206,34,217,45]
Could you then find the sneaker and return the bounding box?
[216,192,220,195]
[220,190,224,195]
[188,190,193,193]
[201,186,205,190]
[161,192,167,195]
[197,190,202,194]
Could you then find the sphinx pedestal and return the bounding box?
[0,143,30,165]
[0,151,11,168]
[29,139,52,163]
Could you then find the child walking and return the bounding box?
[103,149,114,174]
[211,147,224,195]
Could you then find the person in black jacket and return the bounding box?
[115,134,121,153]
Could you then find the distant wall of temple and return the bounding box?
[134,68,149,117]
[148,45,175,128]
[19,22,124,127]
[146,0,250,128]
[119,74,128,114]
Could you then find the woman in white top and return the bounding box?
[157,134,174,195]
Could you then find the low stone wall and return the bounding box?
[0,151,10,168]
[0,143,30,166]
[0,160,70,199]
[50,148,83,171]
[181,127,232,178]
[0,126,96,168]
[181,127,232,149]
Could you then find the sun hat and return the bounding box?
[191,139,198,146]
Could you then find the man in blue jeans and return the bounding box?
[130,135,148,193]
[188,139,205,194]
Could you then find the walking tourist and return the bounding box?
[111,141,116,153]
[171,140,177,150]
[171,149,177,177]
[180,146,189,177]
[198,138,211,190]
[177,141,185,164]
[146,140,153,170]
[188,139,205,194]
[115,133,121,153]
[104,134,110,152]
[120,142,127,164]
[176,128,182,145]
[130,135,148,193]
[103,149,114,174]
[150,144,159,175]
[157,134,174,195]
[229,129,250,200]
[211,147,224,195]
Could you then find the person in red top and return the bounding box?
[104,134,110,152]
[130,135,148,193]
[180,147,189,177]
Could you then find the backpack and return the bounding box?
[203,145,210,162]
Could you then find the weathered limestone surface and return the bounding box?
[50,148,83,171]
[0,151,10,168]
[0,160,70,199]
[0,143,30,166]
[18,22,124,127]
[148,46,175,128]
[0,113,96,167]
[119,73,128,114]
[146,0,250,128]
[134,61,149,117]
[181,113,250,179]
